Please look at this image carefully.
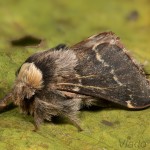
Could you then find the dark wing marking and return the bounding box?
[57,32,150,109]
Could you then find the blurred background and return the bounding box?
[0,0,150,150]
[0,0,149,48]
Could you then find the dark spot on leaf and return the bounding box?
[126,10,139,21]
[101,120,120,127]
[114,121,120,125]
[11,35,42,47]
[101,120,114,126]
[39,143,49,149]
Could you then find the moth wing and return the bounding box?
[57,32,150,109]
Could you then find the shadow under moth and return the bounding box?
[0,32,150,131]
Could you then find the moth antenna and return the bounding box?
[0,92,13,111]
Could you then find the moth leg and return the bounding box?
[33,111,44,131]
[63,113,83,131]
[33,97,61,131]
[33,99,45,131]
[61,98,83,131]
[0,92,13,112]
[81,97,97,107]
[81,96,112,108]
[33,96,83,131]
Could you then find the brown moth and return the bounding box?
[0,32,150,131]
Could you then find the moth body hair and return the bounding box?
[16,62,43,89]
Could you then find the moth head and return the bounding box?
[13,62,43,105]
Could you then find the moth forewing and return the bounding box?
[58,32,150,109]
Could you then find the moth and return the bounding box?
[0,32,150,131]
